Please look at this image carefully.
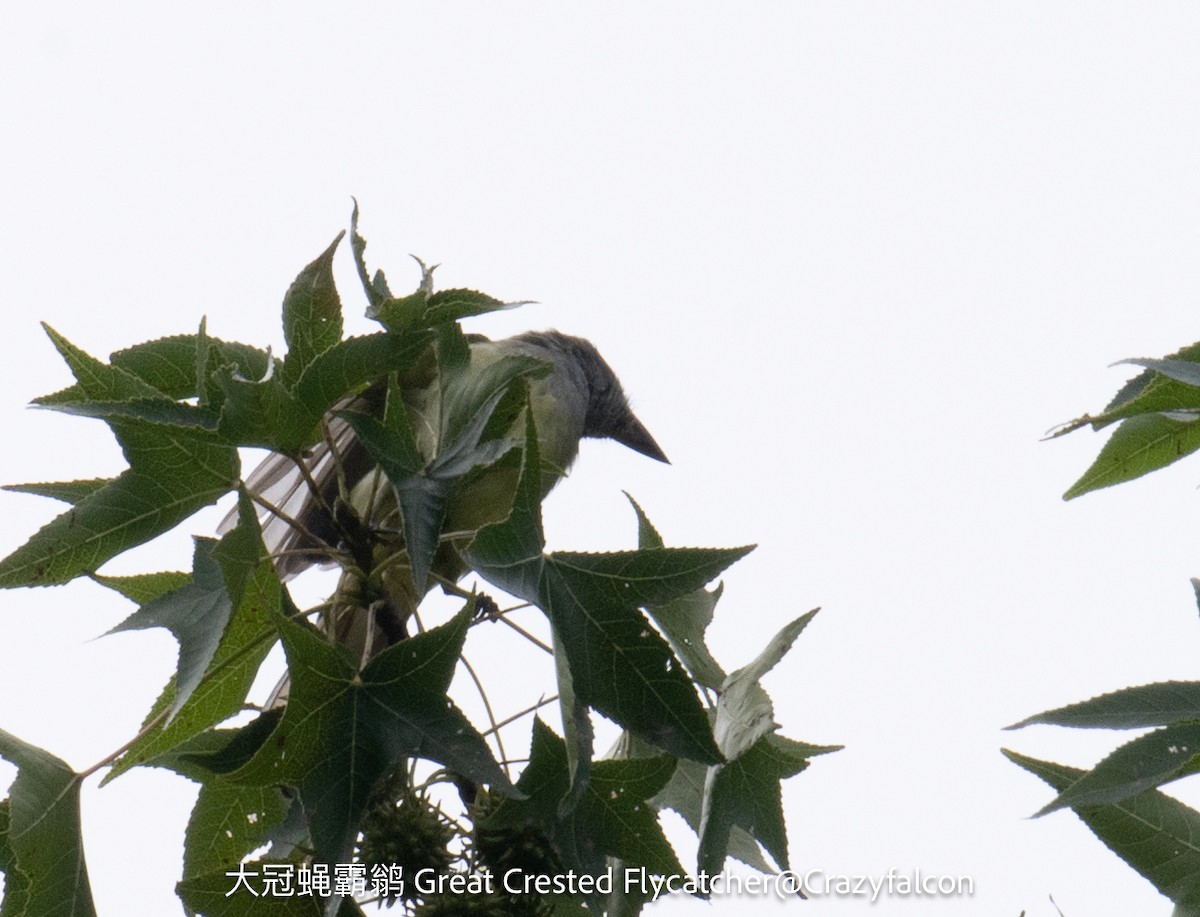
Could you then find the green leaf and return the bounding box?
[231,607,512,867]
[341,343,546,596]
[552,627,594,816]
[698,734,818,877]
[465,413,728,764]
[339,404,447,595]
[2,478,112,505]
[92,570,192,605]
[487,720,681,885]
[425,287,526,324]
[1121,357,1200,390]
[649,755,771,873]
[1065,413,1200,499]
[213,332,433,452]
[627,495,727,691]
[36,323,168,406]
[0,433,239,588]
[1050,342,1200,438]
[1034,722,1200,815]
[550,547,755,611]
[349,200,392,309]
[0,326,240,586]
[627,493,665,550]
[210,357,299,448]
[280,231,345,386]
[104,507,280,782]
[37,396,219,431]
[108,334,270,400]
[0,730,97,917]
[690,608,836,878]
[182,780,292,880]
[1008,682,1200,730]
[287,332,434,444]
[1005,749,1200,908]
[108,538,233,718]
[544,563,723,763]
[0,799,31,916]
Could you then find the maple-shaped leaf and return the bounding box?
[1006,749,1200,910]
[230,605,512,868]
[0,729,97,917]
[102,493,281,782]
[0,328,240,588]
[485,719,681,894]
[697,734,835,877]
[465,411,748,765]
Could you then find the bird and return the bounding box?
[229,329,668,658]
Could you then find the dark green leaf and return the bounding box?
[1009,682,1200,731]
[627,493,665,550]
[3,478,112,505]
[338,406,446,594]
[104,519,280,782]
[545,562,722,764]
[487,720,681,885]
[280,231,345,386]
[551,547,754,614]
[92,570,192,605]
[425,287,526,324]
[231,608,511,867]
[211,360,300,448]
[0,729,97,917]
[552,628,593,815]
[466,412,723,763]
[0,327,240,586]
[106,334,270,400]
[287,332,433,444]
[107,537,234,719]
[349,200,391,309]
[625,495,727,690]
[698,734,817,877]
[213,332,433,453]
[649,755,772,872]
[1034,722,1200,815]
[0,429,239,588]
[37,397,219,431]
[1005,749,1200,908]
[0,798,31,916]
[175,710,286,780]
[182,780,292,880]
[36,323,167,405]
[1065,413,1200,499]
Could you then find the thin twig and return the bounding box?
[490,614,553,655]
[482,695,559,738]
[458,653,510,779]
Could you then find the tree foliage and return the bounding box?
[0,209,835,916]
[1009,344,1200,914]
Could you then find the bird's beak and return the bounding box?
[612,413,670,464]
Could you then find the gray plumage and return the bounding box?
[232,330,667,580]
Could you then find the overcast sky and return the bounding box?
[4,4,1200,915]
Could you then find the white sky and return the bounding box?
[4,3,1200,915]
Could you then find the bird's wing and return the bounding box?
[218,406,361,578]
